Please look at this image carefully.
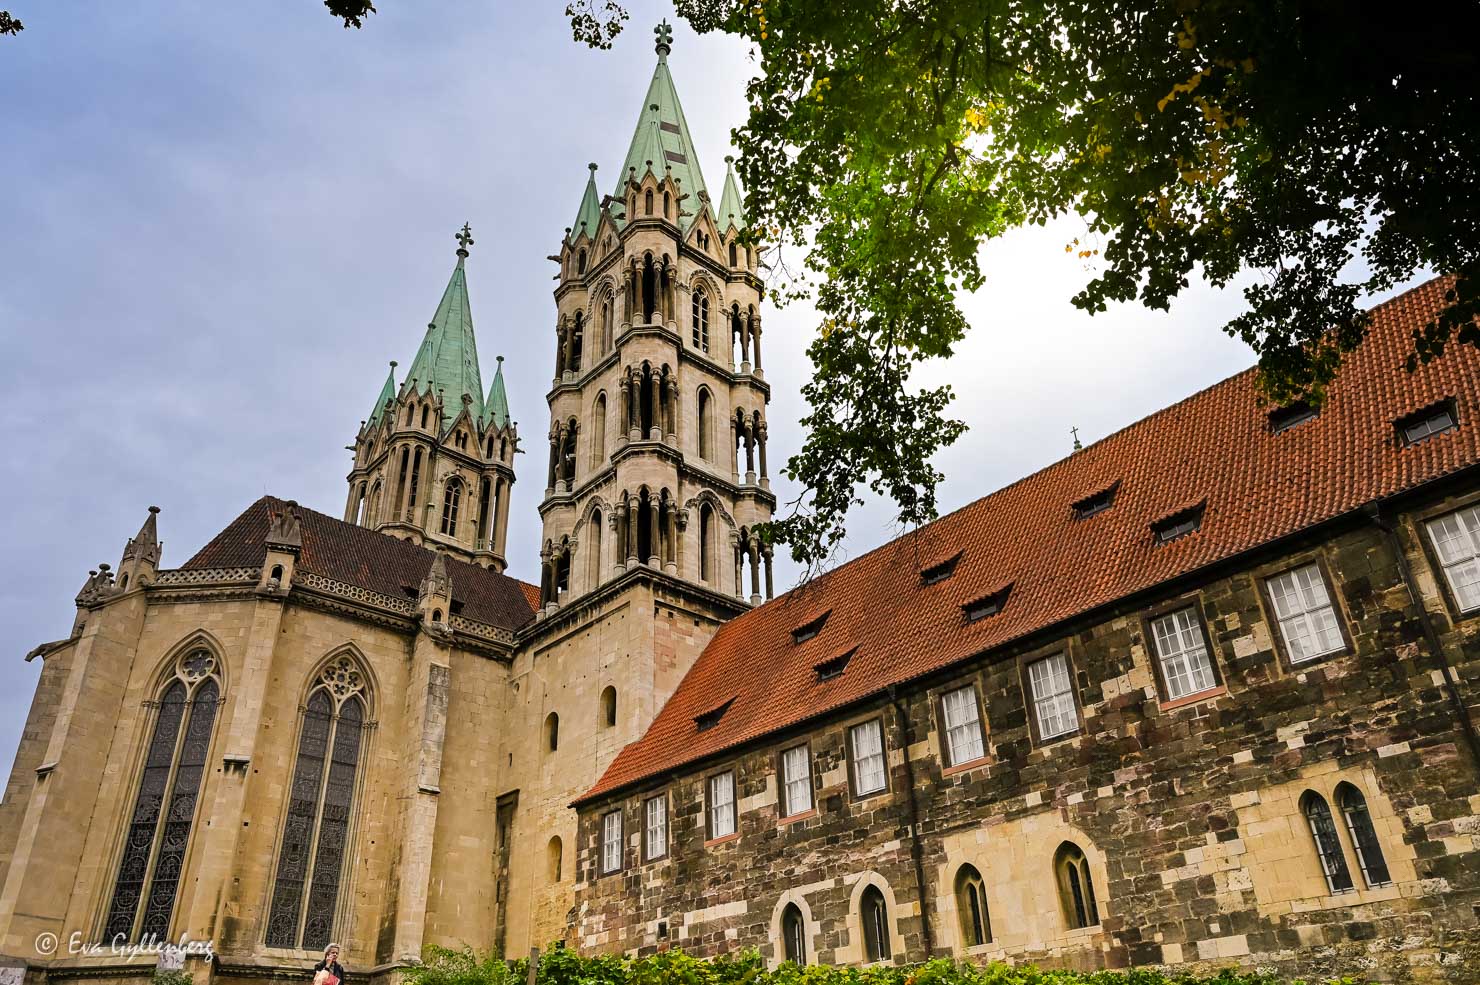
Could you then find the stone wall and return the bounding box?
[574,486,1480,982]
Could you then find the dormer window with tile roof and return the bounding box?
[1071,482,1120,520]
[694,697,735,733]
[1397,399,1458,446]
[963,584,1012,623]
[791,612,830,645]
[1152,504,1205,545]
[920,552,963,585]
[1269,401,1319,434]
[813,648,856,682]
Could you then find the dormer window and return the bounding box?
[1397,399,1458,446]
[1071,482,1120,520]
[1268,400,1318,434]
[921,552,962,586]
[1152,503,1205,544]
[963,583,1012,623]
[695,697,735,733]
[814,648,856,682]
[791,611,831,644]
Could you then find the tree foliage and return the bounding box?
[561,0,1480,570]
[0,12,22,36]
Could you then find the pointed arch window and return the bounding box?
[104,648,222,942]
[697,388,713,460]
[955,864,991,948]
[1300,790,1354,893]
[266,656,371,949]
[1337,784,1391,888]
[440,479,463,537]
[645,189,654,215]
[781,902,806,964]
[699,503,715,583]
[860,885,892,962]
[1055,842,1099,929]
[729,241,738,267]
[692,291,710,352]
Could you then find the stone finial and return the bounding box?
[265,502,303,553]
[419,551,452,604]
[122,505,163,566]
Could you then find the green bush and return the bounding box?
[152,972,193,985]
[399,945,1362,985]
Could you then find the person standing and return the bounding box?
[312,944,345,985]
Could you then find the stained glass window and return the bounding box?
[105,648,222,942]
[266,655,370,949]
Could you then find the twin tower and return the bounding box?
[343,23,776,612]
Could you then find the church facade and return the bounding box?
[0,28,773,985]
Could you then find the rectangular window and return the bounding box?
[848,720,887,797]
[600,809,622,874]
[780,744,813,817]
[707,771,736,839]
[643,795,667,860]
[1266,563,1345,663]
[941,685,986,766]
[1427,505,1480,612]
[1150,607,1219,701]
[1027,653,1078,740]
[1399,402,1458,445]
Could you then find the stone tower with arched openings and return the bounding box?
[344,224,519,571]
[536,21,776,613]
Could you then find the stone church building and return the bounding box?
[2,25,1479,985]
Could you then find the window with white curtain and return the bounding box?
[708,771,736,839]
[1266,563,1345,662]
[780,744,813,817]
[644,795,667,860]
[1427,505,1480,612]
[1149,607,1219,700]
[849,720,887,796]
[1027,653,1078,740]
[941,685,985,766]
[600,810,622,874]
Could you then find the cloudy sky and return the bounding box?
[0,3,1419,776]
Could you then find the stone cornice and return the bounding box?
[518,562,749,645]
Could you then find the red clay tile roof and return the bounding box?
[577,276,1480,805]
[182,496,537,632]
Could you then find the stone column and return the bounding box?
[628,370,642,440]
[743,416,756,483]
[618,375,631,445]
[752,316,763,372]
[627,499,640,566]
[648,499,661,566]
[538,545,552,605]
[675,509,689,579]
[663,502,678,574]
[730,417,741,483]
[649,372,662,441]
[739,311,751,369]
[763,545,775,600]
[493,475,512,560]
[609,510,625,576]
[555,321,567,379]
[733,535,745,599]
[546,433,558,492]
[758,421,770,483]
[664,377,678,444]
[749,535,763,605]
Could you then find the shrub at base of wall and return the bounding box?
[399,945,1362,985]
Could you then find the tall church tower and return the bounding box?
[536,21,776,611]
[345,225,519,571]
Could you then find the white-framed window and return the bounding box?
[1027,653,1078,740]
[707,771,736,839]
[1265,563,1345,662]
[941,685,985,766]
[1427,504,1480,612]
[1150,607,1219,700]
[780,744,813,817]
[643,794,667,860]
[600,809,622,874]
[848,719,887,797]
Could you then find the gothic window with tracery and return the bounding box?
[266,655,371,950]
[692,291,710,352]
[104,647,223,942]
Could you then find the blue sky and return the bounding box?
[0,3,1418,778]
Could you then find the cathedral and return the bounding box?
[4,22,1480,985]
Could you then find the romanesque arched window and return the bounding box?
[692,290,710,352]
[577,248,587,274]
[1055,841,1099,929]
[781,902,806,964]
[545,712,560,753]
[421,405,429,429]
[104,647,223,942]
[600,685,617,728]
[547,836,563,882]
[663,190,671,218]
[265,655,371,950]
[645,189,654,216]
[440,478,462,537]
[955,864,991,948]
[1337,783,1391,888]
[729,241,738,267]
[1302,791,1354,894]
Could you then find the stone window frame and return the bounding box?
[1015,640,1085,748]
[1139,594,1228,711]
[932,677,990,774]
[841,872,906,966]
[599,807,625,876]
[1410,487,1480,624]
[642,791,669,863]
[767,890,820,970]
[704,767,739,845]
[775,740,816,823]
[1252,549,1356,673]
[844,713,891,803]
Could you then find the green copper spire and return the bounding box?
[614,20,710,228]
[368,360,397,425]
[486,355,510,430]
[402,225,485,430]
[717,155,746,231]
[571,163,602,240]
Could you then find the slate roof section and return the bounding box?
[577,275,1480,805]
[182,496,538,632]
